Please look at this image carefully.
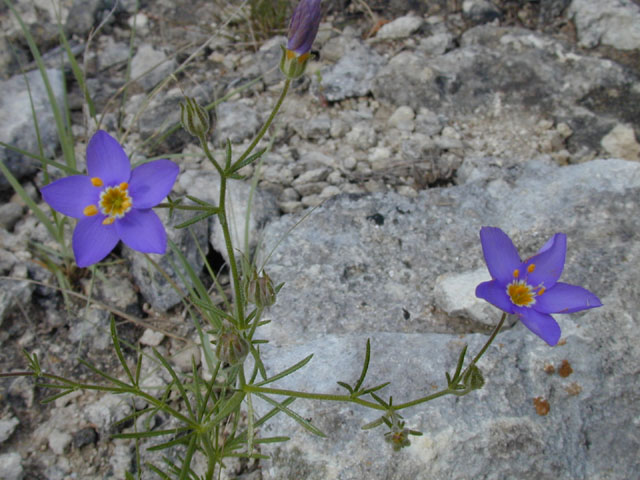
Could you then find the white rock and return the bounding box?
[433,269,515,328]
[601,124,640,161]
[374,15,424,40]
[0,415,19,443]
[0,452,23,480]
[388,106,416,132]
[139,328,165,347]
[570,0,640,50]
[48,430,72,455]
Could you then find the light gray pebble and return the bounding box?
[292,167,330,186]
[0,452,23,480]
[0,415,19,444]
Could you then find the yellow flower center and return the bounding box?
[506,265,544,307]
[507,280,536,306]
[83,179,133,225]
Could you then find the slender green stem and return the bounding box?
[243,384,385,411]
[234,78,291,168]
[201,139,224,177]
[461,312,506,377]
[217,173,245,328]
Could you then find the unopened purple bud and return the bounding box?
[287,0,322,56]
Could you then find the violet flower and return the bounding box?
[287,0,322,57]
[41,130,179,267]
[475,227,602,346]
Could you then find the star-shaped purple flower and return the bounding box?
[40,130,179,267]
[475,227,602,346]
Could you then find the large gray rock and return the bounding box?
[254,157,640,479]
[0,68,64,193]
[371,25,638,153]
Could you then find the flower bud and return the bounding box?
[463,365,485,391]
[280,0,322,79]
[247,270,277,308]
[385,428,411,451]
[180,96,211,138]
[215,324,250,366]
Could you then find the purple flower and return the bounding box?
[287,0,322,56]
[41,130,179,268]
[475,227,602,346]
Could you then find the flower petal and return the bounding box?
[476,280,515,314]
[73,216,119,267]
[523,233,566,289]
[534,282,602,314]
[86,130,131,185]
[40,175,99,218]
[515,307,561,346]
[116,209,167,254]
[479,227,521,284]
[128,159,179,209]
[287,0,322,55]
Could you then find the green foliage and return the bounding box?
[249,0,291,41]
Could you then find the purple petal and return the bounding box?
[128,159,179,209]
[534,282,602,314]
[287,0,322,54]
[116,209,167,254]
[86,130,131,185]
[73,216,120,267]
[523,233,566,289]
[515,307,561,346]
[476,280,515,314]
[41,175,99,218]
[479,227,521,284]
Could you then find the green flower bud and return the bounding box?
[279,45,311,80]
[215,324,249,366]
[463,365,485,391]
[247,270,277,308]
[385,428,411,451]
[180,96,211,138]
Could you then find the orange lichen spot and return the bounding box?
[513,269,520,278]
[102,217,115,225]
[558,359,573,378]
[533,397,550,416]
[83,205,98,216]
[91,177,103,187]
[557,338,567,346]
[543,363,555,375]
[564,382,582,396]
[527,263,536,273]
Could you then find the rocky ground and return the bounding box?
[0,0,639,479]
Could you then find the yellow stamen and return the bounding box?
[538,287,545,296]
[513,269,520,278]
[527,264,536,273]
[83,205,98,216]
[91,177,103,187]
[507,280,536,307]
[102,217,115,225]
[99,183,133,219]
